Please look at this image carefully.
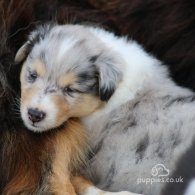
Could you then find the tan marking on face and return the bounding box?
[20,62,44,112]
[20,86,38,111]
[51,93,104,128]
[70,94,104,117]
[52,93,103,127]
[58,72,77,87]
[32,60,46,77]
[51,95,70,126]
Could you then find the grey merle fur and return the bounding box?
[82,82,195,195]
[1,0,195,194]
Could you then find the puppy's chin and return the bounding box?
[25,122,67,133]
[25,123,47,133]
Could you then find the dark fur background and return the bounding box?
[0,0,195,194]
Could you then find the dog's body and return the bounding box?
[79,26,195,195]
[1,1,195,194]
[15,23,195,195]
[15,24,139,195]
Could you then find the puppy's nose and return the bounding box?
[28,108,46,123]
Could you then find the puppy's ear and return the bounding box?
[15,23,55,64]
[93,53,123,101]
[15,41,32,63]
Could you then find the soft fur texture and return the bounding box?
[15,22,195,195]
[88,0,195,91]
[1,0,195,194]
[28,24,195,195]
[16,23,139,195]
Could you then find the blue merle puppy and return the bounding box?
[15,23,195,195]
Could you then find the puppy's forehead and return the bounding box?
[29,25,101,76]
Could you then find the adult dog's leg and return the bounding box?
[72,176,142,195]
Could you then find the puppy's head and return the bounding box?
[15,24,122,132]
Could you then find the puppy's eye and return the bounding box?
[63,86,75,94]
[63,86,78,97]
[28,71,38,83]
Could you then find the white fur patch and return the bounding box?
[185,179,195,195]
[82,26,169,130]
[84,186,141,195]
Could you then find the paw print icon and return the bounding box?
[151,164,169,177]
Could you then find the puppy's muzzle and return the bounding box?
[28,108,46,123]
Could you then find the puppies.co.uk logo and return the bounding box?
[137,163,183,185]
[151,164,169,177]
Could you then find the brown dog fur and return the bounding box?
[2,119,88,195]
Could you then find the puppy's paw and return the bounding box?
[85,187,142,195]
[103,191,142,195]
